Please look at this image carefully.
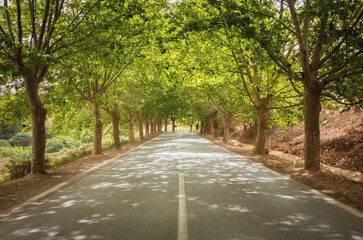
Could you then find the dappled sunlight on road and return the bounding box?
[0,132,362,240]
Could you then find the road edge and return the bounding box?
[203,136,363,219]
[0,133,164,223]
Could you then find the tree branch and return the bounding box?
[268,103,302,110]
[38,0,51,49]
[4,0,15,41]
[102,63,130,93]
[320,49,363,85]
[288,76,304,96]
[322,92,360,106]
[0,23,11,42]
[50,0,102,50]
[311,16,327,73]
[15,0,22,43]
[225,28,255,105]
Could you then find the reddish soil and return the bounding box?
[231,109,363,172]
[0,135,159,213]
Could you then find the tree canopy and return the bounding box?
[1,0,361,173]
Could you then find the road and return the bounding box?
[0,132,362,240]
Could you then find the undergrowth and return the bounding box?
[0,137,125,182]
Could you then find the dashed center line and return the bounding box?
[177,172,188,240]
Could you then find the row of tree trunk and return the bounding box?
[91,106,166,157]
[199,108,269,155]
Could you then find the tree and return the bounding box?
[283,0,362,170]
[188,0,362,170]
[202,79,244,142]
[178,4,300,153]
[0,0,103,174]
[63,46,128,154]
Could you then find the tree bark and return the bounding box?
[253,105,269,155]
[213,119,219,138]
[209,111,218,137]
[145,120,150,137]
[157,120,162,132]
[150,120,155,135]
[189,121,194,132]
[91,102,103,155]
[287,0,323,172]
[134,112,143,141]
[223,111,233,143]
[202,118,208,135]
[171,117,176,132]
[303,82,322,171]
[110,104,121,149]
[128,111,135,143]
[164,117,168,132]
[152,118,157,134]
[195,121,199,134]
[24,74,47,175]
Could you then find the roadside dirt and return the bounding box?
[206,136,363,213]
[230,108,363,172]
[0,135,159,213]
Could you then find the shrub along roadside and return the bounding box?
[3,159,32,180]
[1,138,125,182]
[9,132,32,147]
[0,146,32,160]
[0,139,10,147]
[45,136,82,153]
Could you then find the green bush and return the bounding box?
[0,146,32,160]
[1,136,124,182]
[102,138,114,152]
[62,136,82,148]
[46,145,93,168]
[46,136,82,153]
[4,159,31,180]
[0,139,10,147]
[46,137,65,153]
[9,132,32,147]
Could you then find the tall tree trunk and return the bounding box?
[164,117,168,132]
[25,74,47,175]
[157,120,162,132]
[254,105,269,155]
[213,119,219,138]
[171,117,176,132]
[134,112,143,141]
[223,111,233,143]
[150,121,155,135]
[202,119,208,135]
[209,116,214,136]
[303,83,322,171]
[189,121,194,132]
[145,120,150,137]
[91,102,103,155]
[152,118,157,134]
[209,111,217,137]
[128,111,135,143]
[110,104,121,149]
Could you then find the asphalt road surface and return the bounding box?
[0,132,362,240]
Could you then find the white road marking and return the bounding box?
[177,172,188,240]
